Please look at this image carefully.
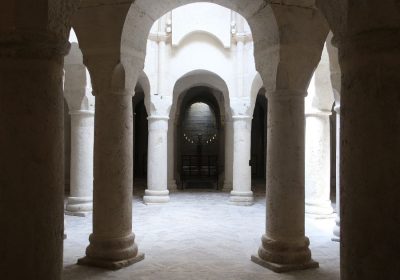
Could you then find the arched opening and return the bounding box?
[251,90,267,192]
[64,98,71,195]
[169,69,232,192]
[175,86,224,189]
[132,89,148,191]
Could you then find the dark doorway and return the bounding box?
[133,91,148,190]
[251,92,267,191]
[176,86,224,189]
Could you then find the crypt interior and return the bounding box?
[1,1,399,280]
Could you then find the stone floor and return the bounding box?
[63,190,340,280]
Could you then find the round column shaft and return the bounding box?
[78,93,144,269]
[0,55,65,279]
[339,32,400,280]
[230,116,254,205]
[66,110,94,216]
[167,121,178,191]
[144,115,170,204]
[252,90,318,272]
[222,119,233,192]
[332,104,340,241]
[305,110,334,216]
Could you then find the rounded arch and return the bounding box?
[120,0,279,91]
[170,69,231,120]
[171,2,233,48]
[175,30,227,51]
[168,69,231,189]
[176,30,226,48]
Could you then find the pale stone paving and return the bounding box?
[63,191,339,280]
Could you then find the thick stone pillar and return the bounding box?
[339,30,400,280]
[65,110,94,216]
[144,115,170,204]
[78,92,144,269]
[332,104,340,241]
[252,90,318,272]
[0,31,69,280]
[305,109,334,216]
[230,116,254,205]
[222,119,233,191]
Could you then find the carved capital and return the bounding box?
[266,89,307,100]
[0,31,70,59]
[0,0,79,59]
[338,28,400,58]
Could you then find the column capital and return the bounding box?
[69,110,95,116]
[334,104,341,114]
[233,33,252,44]
[337,29,400,58]
[147,115,169,132]
[147,115,170,121]
[232,115,252,121]
[267,89,307,100]
[0,31,70,59]
[305,109,332,117]
[148,32,170,42]
[93,88,134,97]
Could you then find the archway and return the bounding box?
[169,69,231,191]
[250,90,267,192]
[132,90,148,191]
[120,0,280,94]
[176,87,223,189]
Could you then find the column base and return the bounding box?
[78,253,144,270]
[143,189,170,204]
[305,200,334,217]
[255,235,318,272]
[332,217,340,242]
[168,180,178,192]
[229,190,254,206]
[65,196,92,217]
[79,233,142,270]
[251,254,319,273]
[331,236,340,242]
[221,182,233,192]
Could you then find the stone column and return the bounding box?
[78,92,144,269]
[64,42,95,216]
[144,115,170,204]
[252,90,318,272]
[65,110,94,215]
[338,28,400,279]
[327,34,341,242]
[222,119,233,191]
[332,104,340,241]
[305,109,334,216]
[0,31,69,280]
[230,116,254,205]
[167,119,178,191]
